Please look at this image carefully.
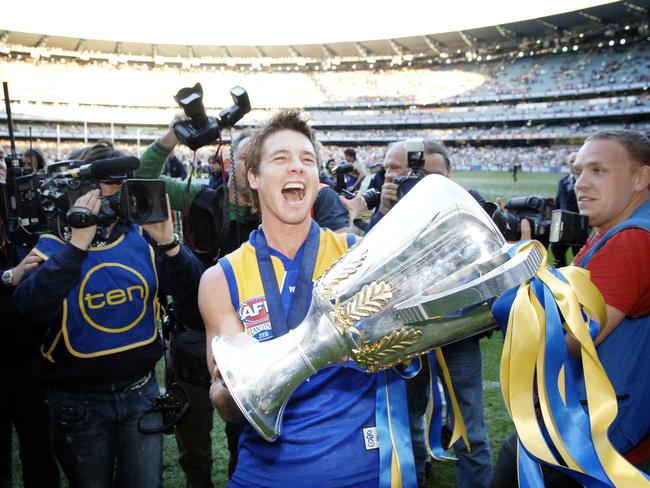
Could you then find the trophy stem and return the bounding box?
[212,306,350,441]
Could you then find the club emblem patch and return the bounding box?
[238,296,273,342]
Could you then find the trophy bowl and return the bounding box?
[212,174,543,440]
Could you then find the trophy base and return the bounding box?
[212,309,350,441]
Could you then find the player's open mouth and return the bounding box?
[282,182,305,202]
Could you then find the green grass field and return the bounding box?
[11,170,566,487]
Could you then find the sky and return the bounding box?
[2,0,616,46]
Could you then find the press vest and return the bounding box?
[576,200,650,453]
[34,225,159,360]
[220,226,380,487]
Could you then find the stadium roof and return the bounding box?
[1,0,648,59]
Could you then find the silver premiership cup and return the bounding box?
[212,175,543,441]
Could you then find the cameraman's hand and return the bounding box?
[11,252,43,285]
[496,197,532,241]
[339,193,368,222]
[378,176,399,215]
[69,189,101,251]
[160,112,191,150]
[142,195,179,256]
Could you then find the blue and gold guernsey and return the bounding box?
[33,224,159,360]
[220,225,380,487]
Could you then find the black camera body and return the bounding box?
[173,83,251,151]
[491,196,554,246]
[65,179,168,230]
[1,156,168,243]
[394,138,426,200]
[549,209,590,246]
[331,162,354,193]
[331,162,381,210]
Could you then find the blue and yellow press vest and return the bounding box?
[220,226,380,487]
[576,200,650,453]
[33,224,159,360]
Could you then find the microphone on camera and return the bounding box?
[65,156,141,180]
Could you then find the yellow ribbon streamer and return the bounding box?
[502,241,649,487]
[435,348,469,450]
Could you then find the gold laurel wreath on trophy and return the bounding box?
[315,249,367,300]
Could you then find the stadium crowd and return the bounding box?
[0,42,647,113]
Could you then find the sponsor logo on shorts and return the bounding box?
[363,427,379,450]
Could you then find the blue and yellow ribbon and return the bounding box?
[494,241,650,487]
[377,369,418,488]
[423,349,469,461]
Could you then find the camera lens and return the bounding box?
[362,188,380,210]
[174,83,208,129]
[126,181,153,223]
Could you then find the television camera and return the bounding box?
[1,155,168,244]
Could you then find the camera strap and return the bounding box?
[181,152,198,251]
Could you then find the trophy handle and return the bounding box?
[395,244,544,325]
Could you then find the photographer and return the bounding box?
[22,148,47,172]
[12,142,201,488]
[139,120,261,485]
[1,159,59,488]
[343,147,369,192]
[550,151,582,267]
[353,138,494,488]
[491,129,650,487]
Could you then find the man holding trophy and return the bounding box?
[200,107,550,487]
[199,110,381,487]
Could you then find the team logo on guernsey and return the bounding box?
[238,296,273,342]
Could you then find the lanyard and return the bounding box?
[252,220,321,337]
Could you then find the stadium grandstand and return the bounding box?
[0,0,648,171]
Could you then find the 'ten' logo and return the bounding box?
[79,263,150,333]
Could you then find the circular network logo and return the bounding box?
[79,263,149,333]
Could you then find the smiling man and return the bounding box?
[199,110,381,487]
[491,129,650,487]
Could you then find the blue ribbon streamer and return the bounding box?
[498,270,629,488]
[393,356,422,379]
[517,440,545,488]
[426,353,456,461]
[531,278,613,486]
[376,370,418,488]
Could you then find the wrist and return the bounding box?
[160,131,180,150]
[69,235,92,251]
[157,233,181,254]
[1,268,14,286]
